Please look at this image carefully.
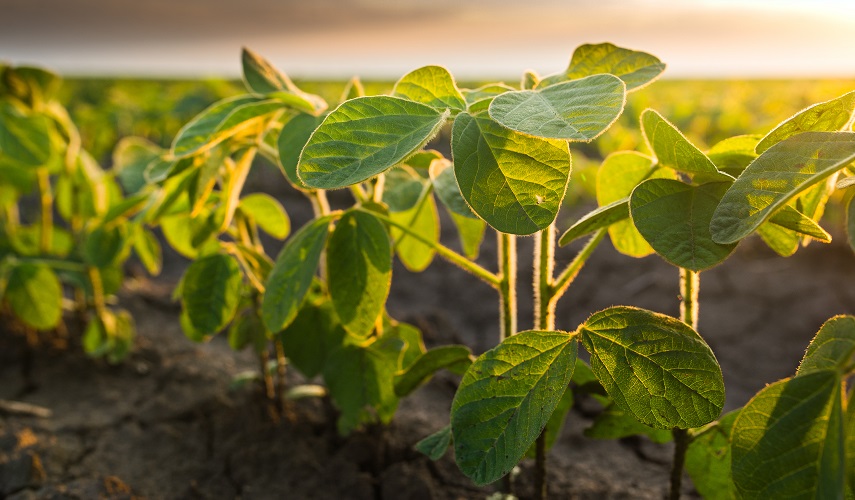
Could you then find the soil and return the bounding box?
[2,171,854,500]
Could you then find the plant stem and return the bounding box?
[671,268,700,500]
[258,348,278,422]
[36,168,53,254]
[274,334,287,416]
[550,229,607,305]
[358,208,500,288]
[533,224,556,500]
[497,231,517,342]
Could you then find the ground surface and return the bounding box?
[2,180,854,499]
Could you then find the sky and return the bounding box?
[2,0,855,79]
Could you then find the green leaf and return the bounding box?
[757,91,855,154]
[707,135,761,178]
[731,370,846,499]
[430,158,477,219]
[630,180,737,271]
[757,220,800,257]
[415,425,453,461]
[584,403,672,443]
[578,306,724,429]
[324,337,403,434]
[488,75,625,141]
[392,65,466,112]
[181,253,243,335]
[558,198,629,246]
[848,196,855,253]
[341,76,365,101]
[451,112,571,235]
[797,315,855,375]
[641,109,731,182]
[0,101,52,169]
[541,42,665,91]
[390,188,438,272]
[132,224,162,276]
[280,296,347,378]
[262,216,330,333]
[767,205,831,243]
[228,308,268,353]
[327,210,391,337]
[298,96,448,189]
[277,113,323,190]
[450,211,486,260]
[596,151,674,257]
[84,224,128,268]
[451,330,577,486]
[239,193,290,239]
[5,263,61,330]
[382,166,427,212]
[241,47,292,95]
[525,384,576,458]
[394,345,474,397]
[461,83,515,113]
[112,137,161,194]
[684,410,740,500]
[172,96,282,158]
[710,132,855,244]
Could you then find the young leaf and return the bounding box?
[172,96,283,158]
[181,253,243,335]
[450,211,486,260]
[341,76,365,101]
[488,75,626,141]
[711,132,855,244]
[684,410,741,500]
[461,83,515,113]
[277,113,323,190]
[392,65,467,112]
[522,70,540,90]
[5,263,61,330]
[630,180,737,271]
[797,315,855,376]
[451,112,571,235]
[756,91,855,154]
[297,96,449,189]
[132,224,162,276]
[327,210,391,337]
[641,109,731,182]
[558,198,629,246]
[451,330,578,486]
[707,134,761,178]
[389,189,439,272]
[540,42,665,91]
[731,370,846,499]
[394,345,474,397]
[262,216,330,333]
[324,337,403,435]
[429,159,477,219]
[239,193,290,239]
[578,306,725,429]
[767,204,831,243]
[0,101,52,169]
[596,151,673,257]
[756,219,799,257]
[241,47,291,94]
[416,425,453,461]
[584,403,672,443]
[383,166,427,212]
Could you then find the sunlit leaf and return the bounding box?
[756,91,855,154]
[797,315,855,375]
[239,193,290,239]
[389,188,439,272]
[132,224,162,276]
[382,166,427,212]
[393,65,466,112]
[707,134,761,178]
[451,112,571,235]
[540,42,665,91]
[241,47,327,115]
[461,83,514,113]
[767,205,831,243]
[429,158,477,219]
[641,109,731,182]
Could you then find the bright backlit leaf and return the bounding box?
[262,216,331,333]
[389,188,439,272]
[540,42,665,91]
[707,134,761,178]
[392,65,466,112]
[450,211,486,259]
[756,91,855,154]
[239,193,290,239]
[451,112,571,235]
[298,96,448,189]
[630,180,737,271]
[5,263,61,330]
[172,96,283,158]
[767,204,831,243]
[489,75,626,141]
[711,132,855,244]
[461,83,514,113]
[327,210,391,337]
[578,306,724,429]
[797,315,855,375]
[848,196,855,252]
[641,109,731,182]
[132,224,162,276]
[451,330,577,485]
[731,370,846,499]
[181,253,242,335]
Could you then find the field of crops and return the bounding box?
[2,46,855,499]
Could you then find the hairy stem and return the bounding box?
[550,229,607,305]
[498,231,517,342]
[358,208,500,288]
[533,224,556,500]
[37,168,53,254]
[308,190,331,282]
[671,268,700,500]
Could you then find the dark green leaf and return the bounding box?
[181,253,243,335]
[5,263,61,330]
[112,137,162,193]
[84,224,128,268]
[394,345,474,397]
[584,403,672,443]
[558,198,629,246]
[382,166,427,212]
[277,113,323,190]
[684,410,740,500]
[0,100,52,169]
[415,425,453,461]
[280,296,348,378]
